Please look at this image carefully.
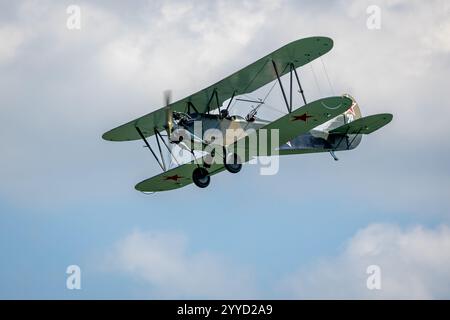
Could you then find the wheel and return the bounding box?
[224,153,242,174]
[192,167,210,188]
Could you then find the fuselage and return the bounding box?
[177,93,362,155]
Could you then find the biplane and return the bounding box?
[102,36,392,193]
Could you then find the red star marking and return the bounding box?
[164,174,183,182]
[292,113,313,122]
[346,102,356,116]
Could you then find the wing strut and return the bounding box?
[153,128,166,171]
[206,89,218,114]
[272,61,307,113]
[225,91,236,112]
[154,128,180,167]
[290,63,293,112]
[136,126,165,171]
[187,101,200,114]
[291,63,307,105]
[271,60,291,113]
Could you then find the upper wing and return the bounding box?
[329,113,393,135]
[135,96,351,192]
[102,36,333,142]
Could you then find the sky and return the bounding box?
[0,0,450,299]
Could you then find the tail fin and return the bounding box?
[342,93,362,123]
[324,94,362,131]
[322,94,363,150]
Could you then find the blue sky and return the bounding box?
[1,0,450,299]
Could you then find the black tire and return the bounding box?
[192,167,210,188]
[224,153,242,174]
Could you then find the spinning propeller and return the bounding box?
[164,90,174,136]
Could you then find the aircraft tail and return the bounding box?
[278,94,392,155]
[324,94,363,150]
[343,93,362,123]
[324,94,362,131]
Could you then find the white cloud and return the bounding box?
[281,224,450,299]
[107,224,450,299]
[160,2,193,22]
[97,0,281,93]
[0,26,25,63]
[108,230,257,298]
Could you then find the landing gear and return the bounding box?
[192,167,210,188]
[224,153,242,173]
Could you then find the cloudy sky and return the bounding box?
[1,0,450,299]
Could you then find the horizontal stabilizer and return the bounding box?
[329,113,393,135]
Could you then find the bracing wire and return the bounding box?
[261,80,278,103]
[310,63,322,97]
[320,57,336,95]
[261,102,288,116]
[235,77,288,118]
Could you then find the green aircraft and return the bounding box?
[102,36,393,193]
